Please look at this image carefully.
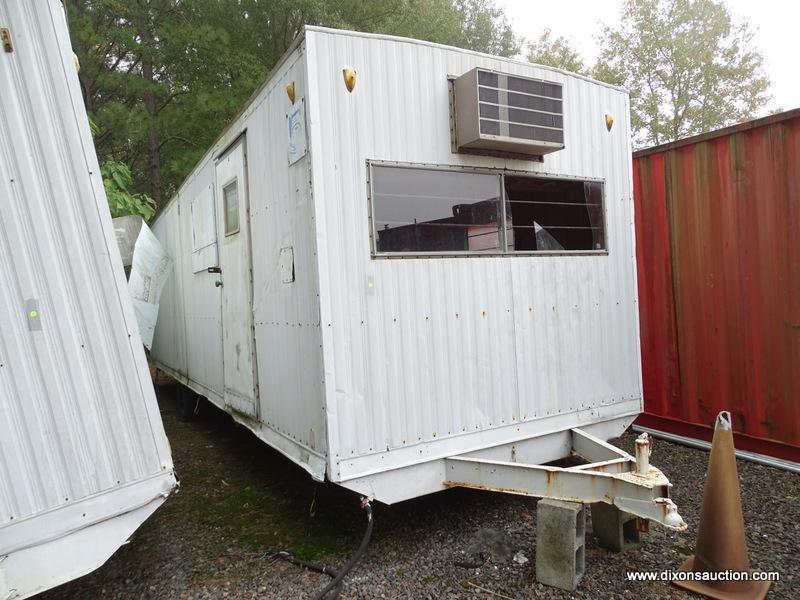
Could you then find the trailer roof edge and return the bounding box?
[304,25,628,94]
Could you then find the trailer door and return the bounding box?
[215,137,258,418]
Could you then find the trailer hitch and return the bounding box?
[444,429,687,531]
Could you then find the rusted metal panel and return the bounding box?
[633,110,800,461]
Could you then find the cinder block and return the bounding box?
[535,499,586,591]
[591,503,640,552]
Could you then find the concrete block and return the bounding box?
[535,499,585,591]
[591,503,640,552]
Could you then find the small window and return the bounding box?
[371,166,501,254]
[504,177,605,251]
[223,179,239,235]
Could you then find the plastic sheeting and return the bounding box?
[128,222,171,349]
[533,222,564,251]
[112,215,143,268]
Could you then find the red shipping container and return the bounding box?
[633,109,800,462]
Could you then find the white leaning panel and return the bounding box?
[0,2,176,597]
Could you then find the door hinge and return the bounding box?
[1,28,13,53]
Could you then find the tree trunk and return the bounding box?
[143,77,161,204]
[138,3,161,204]
[64,1,92,112]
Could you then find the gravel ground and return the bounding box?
[40,385,799,599]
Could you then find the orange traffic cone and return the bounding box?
[674,411,771,599]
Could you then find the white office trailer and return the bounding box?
[152,26,686,530]
[0,2,177,598]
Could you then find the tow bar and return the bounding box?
[444,428,686,531]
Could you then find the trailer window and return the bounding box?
[223,179,239,235]
[371,166,502,254]
[369,163,606,256]
[504,177,605,251]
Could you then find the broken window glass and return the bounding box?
[504,176,605,252]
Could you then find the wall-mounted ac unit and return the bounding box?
[454,68,564,157]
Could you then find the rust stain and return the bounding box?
[634,110,800,457]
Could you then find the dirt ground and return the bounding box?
[39,384,799,599]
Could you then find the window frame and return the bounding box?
[367,160,609,258]
[222,177,240,237]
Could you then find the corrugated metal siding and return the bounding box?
[634,110,800,457]
[150,43,327,460]
[150,203,189,379]
[306,29,642,478]
[247,54,327,453]
[151,167,226,399]
[0,0,173,528]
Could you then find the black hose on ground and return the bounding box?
[312,497,373,600]
[271,550,342,578]
[267,496,373,600]
[268,551,343,597]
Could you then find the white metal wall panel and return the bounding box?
[152,164,227,400]
[150,203,190,380]
[215,140,258,415]
[189,183,219,273]
[245,54,327,456]
[150,43,327,467]
[305,29,641,479]
[0,2,176,594]
[181,169,225,396]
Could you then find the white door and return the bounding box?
[215,138,258,418]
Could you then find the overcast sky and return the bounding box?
[498,0,798,113]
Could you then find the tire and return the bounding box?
[176,385,199,422]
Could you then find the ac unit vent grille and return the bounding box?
[454,68,565,157]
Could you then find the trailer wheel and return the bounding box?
[176,386,199,422]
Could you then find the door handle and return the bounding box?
[215,280,223,288]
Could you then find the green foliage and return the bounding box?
[67,0,773,192]
[101,161,156,221]
[594,0,771,147]
[88,112,154,220]
[65,0,520,207]
[526,28,586,75]
[452,0,520,57]
[87,114,101,137]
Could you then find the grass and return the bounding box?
[157,390,359,575]
[180,483,352,561]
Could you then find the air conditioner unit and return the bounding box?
[453,68,564,157]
